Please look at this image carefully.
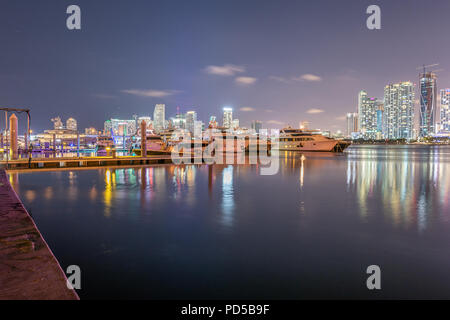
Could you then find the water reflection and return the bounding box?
[346,146,450,232]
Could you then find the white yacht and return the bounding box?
[276,127,351,152]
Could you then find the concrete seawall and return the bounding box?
[0,169,79,300]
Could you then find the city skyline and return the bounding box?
[3,1,450,133]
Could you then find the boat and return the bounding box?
[132,131,173,156]
[275,127,351,152]
[96,136,115,156]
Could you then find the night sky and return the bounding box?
[1,0,450,133]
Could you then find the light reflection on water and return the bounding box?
[8,145,450,299]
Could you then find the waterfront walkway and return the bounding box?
[0,155,206,171]
[0,169,79,300]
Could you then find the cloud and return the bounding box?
[204,64,245,76]
[267,120,285,125]
[306,108,325,114]
[121,89,179,98]
[269,76,291,84]
[240,107,255,112]
[266,109,274,113]
[269,74,322,83]
[235,76,257,86]
[336,115,347,121]
[293,74,322,82]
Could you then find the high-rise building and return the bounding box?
[299,121,310,130]
[346,113,358,138]
[208,116,218,129]
[251,120,262,133]
[383,82,415,140]
[376,102,384,135]
[440,89,450,133]
[223,107,233,128]
[66,118,77,131]
[419,71,437,137]
[232,119,240,130]
[186,111,197,134]
[104,119,136,136]
[51,117,64,130]
[358,91,378,139]
[153,104,166,131]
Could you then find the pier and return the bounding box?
[0,155,206,171]
[0,169,79,300]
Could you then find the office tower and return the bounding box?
[104,119,137,136]
[66,118,77,131]
[419,71,437,137]
[383,82,415,140]
[208,116,218,129]
[346,113,358,138]
[440,89,450,133]
[376,101,384,138]
[51,117,64,130]
[223,107,233,128]
[232,119,240,130]
[299,121,310,130]
[251,120,262,133]
[358,91,378,139]
[186,111,197,134]
[153,104,166,131]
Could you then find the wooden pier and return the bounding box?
[0,169,79,300]
[0,155,206,171]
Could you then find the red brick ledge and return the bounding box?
[0,170,79,300]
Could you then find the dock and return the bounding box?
[0,169,79,300]
[0,155,207,171]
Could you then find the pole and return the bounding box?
[140,120,147,158]
[9,114,18,160]
[77,133,80,157]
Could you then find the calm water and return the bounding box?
[8,145,450,299]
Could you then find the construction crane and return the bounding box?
[416,64,442,74]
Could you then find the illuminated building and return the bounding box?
[85,127,98,135]
[358,91,378,139]
[251,120,262,133]
[51,117,64,130]
[346,113,358,138]
[223,107,233,129]
[66,118,77,131]
[153,104,166,131]
[104,119,137,136]
[173,113,186,129]
[419,71,437,137]
[383,82,415,140]
[440,89,450,133]
[186,111,197,134]
[232,119,240,130]
[209,116,218,129]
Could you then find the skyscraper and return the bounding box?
[346,113,358,138]
[186,111,197,135]
[358,91,378,139]
[383,82,415,140]
[66,118,77,131]
[153,104,166,131]
[419,71,437,137]
[440,89,450,133]
[251,120,262,133]
[223,107,233,129]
